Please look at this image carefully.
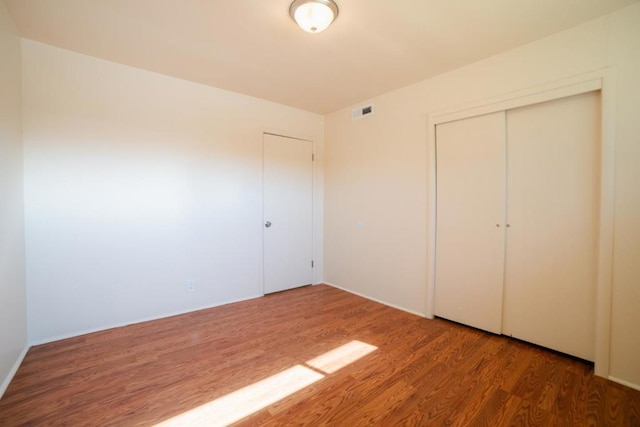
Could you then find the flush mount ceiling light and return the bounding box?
[290,0,339,33]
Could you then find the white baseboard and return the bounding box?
[0,345,30,399]
[30,294,262,346]
[323,282,426,318]
[609,375,640,392]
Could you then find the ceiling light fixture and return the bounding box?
[290,0,339,33]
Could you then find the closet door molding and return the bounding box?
[426,68,616,378]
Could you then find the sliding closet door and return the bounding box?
[434,112,506,334]
[503,92,600,361]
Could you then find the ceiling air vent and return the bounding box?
[352,104,374,120]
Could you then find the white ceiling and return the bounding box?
[4,0,638,114]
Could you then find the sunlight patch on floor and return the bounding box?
[155,365,323,426]
[154,340,378,426]
[306,340,378,374]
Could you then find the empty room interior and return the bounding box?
[1,0,640,425]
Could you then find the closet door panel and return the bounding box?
[503,92,600,361]
[434,112,506,334]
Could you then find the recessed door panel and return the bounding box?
[263,134,313,294]
[503,91,600,361]
[434,112,506,334]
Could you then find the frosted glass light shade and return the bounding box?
[290,0,339,33]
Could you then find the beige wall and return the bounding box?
[0,1,27,397]
[22,40,324,344]
[325,3,640,387]
[608,5,640,388]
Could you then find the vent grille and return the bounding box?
[352,104,374,120]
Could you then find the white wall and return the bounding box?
[22,40,324,344]
[325,3,640,387]
[0,1,27,397]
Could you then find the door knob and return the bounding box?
[265,221,272,228]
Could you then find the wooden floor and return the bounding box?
[1,285,639,426]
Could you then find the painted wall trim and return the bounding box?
[594,68,616,378]
[29,294,261,347]
[608,376,640,392]
[426,68,616,379]
[430,69,606,124]
[324,282,426,318]
[0,346,30,399]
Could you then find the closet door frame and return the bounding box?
[426,68,616,378]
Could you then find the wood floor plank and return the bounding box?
[466,387,510,426]
[1,284,639,426]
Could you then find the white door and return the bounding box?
[263,133,313,294]
[434,112,507,334]
[503,92,600,361]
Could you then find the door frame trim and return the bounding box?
[426,68,616,378]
